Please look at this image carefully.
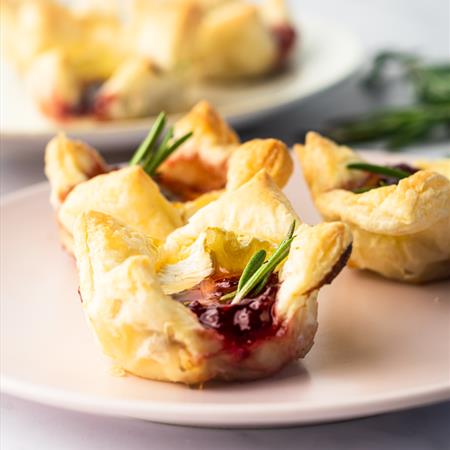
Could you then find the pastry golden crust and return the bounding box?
[59,166,183,252]
[415,159,450,179]
[3,0,125,118]
[3,0,296,121]
[193,1,277,79]
[172,136,293,218]
[93,57,185,120]
[129,0,203,72]
[158,101,240,198]
[226,138,293,191]
[44,102,294,248]
[73,171,352,383]
[45,133,108,207]
[295,132,450,283]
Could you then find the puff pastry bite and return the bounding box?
[93,57,185,120]
[2,0,126,119]
[73,171,352,383]
[2,0,297,121]
[295,132,450,283]
[45,102,294,249]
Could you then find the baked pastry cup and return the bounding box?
[45,102,293,250]
[3,0,296,120]
[131,0,296,80]
[295,132,450,283]
[73,171,352,384]
[2,0,125,119]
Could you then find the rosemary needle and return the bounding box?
[130,112,166,166]
[221,221,296,304]
[237,249,266,292]
[129,112,193,176]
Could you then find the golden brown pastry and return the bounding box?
[226,138,293,191]
[93,57,185,120]
[59,166,183,252]
[175,136,294,220]
[73,170,352,383]
[2,0,125,119]
[45,133,108,208]
[2,0,297,121]
[45,102,294,231]
[295,132,450,283]
[157,100,240,198]
[193,1,277,79]
[128,0,203,72]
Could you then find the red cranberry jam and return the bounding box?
[271,24,297,65]
[355,163,418,191]
[173,273,280,346]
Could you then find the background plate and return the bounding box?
[0,14,363,153]
[1,152,449,427]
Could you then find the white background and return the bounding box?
[1,1,449,449]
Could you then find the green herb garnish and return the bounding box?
[347,162,411,179]
[237,249,267,292]
[325,51,450,149]
[130,112,193,176]
[221,221,296,304]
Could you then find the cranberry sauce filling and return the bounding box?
[173,273,280,347]
[271,24,297,66]
[353,163,419,191]
[76,81,104,116]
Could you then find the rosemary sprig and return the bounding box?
[325,51,450,149]
[130,112,166,165]
[328,104,450,149]
[221,221,296,304]
[347,162,411,179]
[129,112,193,176]
[237,249,266,292]
[365,51,450,105]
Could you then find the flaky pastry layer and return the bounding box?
[295,132,450,282]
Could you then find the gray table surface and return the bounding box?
[1,1,449,449]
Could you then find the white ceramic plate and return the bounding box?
[1,153,449,427]
[0,13,363,153]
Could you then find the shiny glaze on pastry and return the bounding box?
[45,102,294,251]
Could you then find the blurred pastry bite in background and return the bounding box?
[1,0,297,122]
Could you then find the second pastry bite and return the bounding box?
[295,132,450,283]
[44,101,294,224]
[44,101,238,210]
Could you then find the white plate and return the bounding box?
[0,13,363,153]
[1,152,449,427]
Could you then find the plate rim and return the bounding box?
[2,151,449,427]
[2,374,449,427]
